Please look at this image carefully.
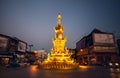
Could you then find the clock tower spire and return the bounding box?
[57,13,62,26]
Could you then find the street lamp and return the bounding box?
[28,44,33,52]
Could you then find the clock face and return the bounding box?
[58,34,62,39]
[94,33,114,44]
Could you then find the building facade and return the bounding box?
[32,49,47,62]
[0,34,27,66]
[117,39,120,58]
[68,48,76,60]
[76,29,118,65]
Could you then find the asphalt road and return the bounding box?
[0,65,120,78]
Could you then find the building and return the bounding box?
[0,34,27,66]
[32,49,47,62]
[117,39,120,58]
[68,48,76,60]
[76,29,118,65]
[25,51,38,64]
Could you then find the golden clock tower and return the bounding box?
[53,13,66,53]
[40,13,78,69]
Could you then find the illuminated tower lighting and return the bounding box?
[39,13,78,70]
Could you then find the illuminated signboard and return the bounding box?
[0,36,8,51]
[18,41,27,52]
[94,33,114,44]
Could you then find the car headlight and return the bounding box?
[109,63,113,66]
[115,63,119,66]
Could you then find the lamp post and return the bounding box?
[28,44,33,52]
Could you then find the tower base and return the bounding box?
[39,61,79,70]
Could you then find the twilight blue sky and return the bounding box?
[0,0,120,52]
